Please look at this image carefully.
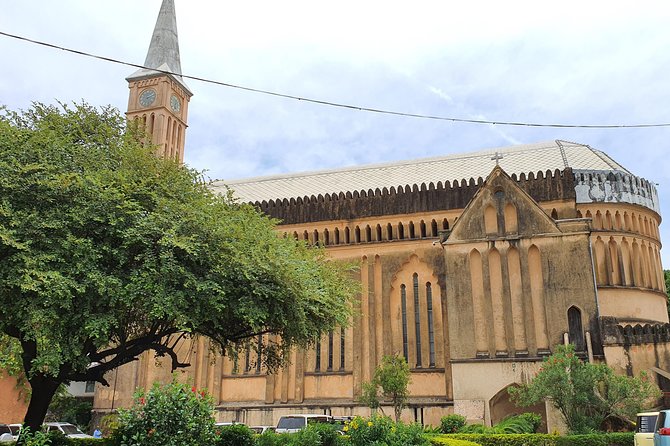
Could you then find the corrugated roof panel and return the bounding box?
[212,140,628,202]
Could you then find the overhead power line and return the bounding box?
[2,30,670,129]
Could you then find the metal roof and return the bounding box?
[213,140,630,203]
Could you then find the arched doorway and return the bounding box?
[489,384,548,433]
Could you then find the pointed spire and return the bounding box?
[127,0,191,95]
[144,0,182,75]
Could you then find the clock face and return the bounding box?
[139,89,156,107]
[170,95,181,112]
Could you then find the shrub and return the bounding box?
[14,428,53,446]
[115,377,216,446]
[434,432,634,446]
[440,415,467,434]
[458,424,487,434]
[216,424,255,446]
[307,423,343,446]
[392,422,429,446]
[98,413,119,438]
[492,413,542,434]
[426,436,482,446]
[288,426,322,446]
[345,415,428,446]
[254,431,293,446]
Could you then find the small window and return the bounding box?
[637,414,658,433]
[85,381,96,393]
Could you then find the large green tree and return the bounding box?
[509,344,660,433]
[0,103,356,433]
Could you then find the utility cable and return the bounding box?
[2,30,670,129]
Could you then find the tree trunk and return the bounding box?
[18,376,61,444]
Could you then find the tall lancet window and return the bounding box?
[426,282,436,367]
[568,306,585,352]
[327,330,334,371]
[340,327,346,370]
[413,273,422,367]
[401,285,409,362]
[315,338,321,371]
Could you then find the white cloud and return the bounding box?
[2,0,670,263]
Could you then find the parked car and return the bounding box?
[331,416,354,434]
[0,424,12,443]
[637,411,659,446]
[249,425,275,434]
[43,422,93,438]
[654,410,670,446]
[276,414,332,434]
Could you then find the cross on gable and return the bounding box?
[491,152,503,166]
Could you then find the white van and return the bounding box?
[275,414,332,434]
[635,411,659,446]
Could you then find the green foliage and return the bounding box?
[0,334,28,397]
[19,431,110,446]
[115,377,216,446]
[457,424,487,434]
[254,431,293,446]
[358,381,381,413]
[358,355,411,421]
[509,344,660,434]
[0,102,357,428]
[436,433,633,446]
[425,436,481,446]
[303,423,342,446]
[215,424,255,446]
[252,425,341,446]
[287,426,322,446]
[47,388,92,430]
[15,427,53,446]
[345,415,428,446]
[440,414,467,434]
[98,414,119,438]
[491,413,542,434]
[555,432,633,446]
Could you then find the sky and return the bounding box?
[1,1,670,263]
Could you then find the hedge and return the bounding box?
[428,433,634,446]
[425,435,482,446]
[3,438,109,446]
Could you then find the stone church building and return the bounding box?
[92,0,670,431]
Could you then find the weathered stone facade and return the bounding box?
[91,0,669,434]
[94,162,667,430]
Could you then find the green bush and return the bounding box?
[216,424,255,446]
[307,423,342,446]
[18,430,109,446]
[440,415,467,434]
[492,413,542,434]
[12,428,52,446]
[114,377,216,446]
[555,432,634,446]
[458,424,487,434]
[254,431,293,446]
[434,432,634,446]
[288,426,322,446]
[345,415,428,446]
[426,436,482,446]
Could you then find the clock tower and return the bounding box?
[126,0,192,163]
